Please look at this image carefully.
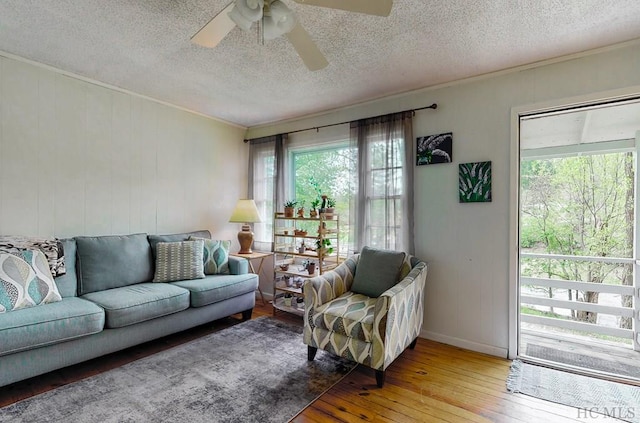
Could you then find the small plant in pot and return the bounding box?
[284,200,297,218]
[306,261,316,275]
[324,197,336,218]
[315,238,334,258]
[309,198,321,218]
[279,254,291,271]
[297,200,306,218]
[283,292,293,306]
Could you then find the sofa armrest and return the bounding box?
[371,260,428,370]
[228,256,249,275]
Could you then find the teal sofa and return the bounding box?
[0,230,258,388]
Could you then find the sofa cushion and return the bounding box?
[148,230,211,259]
[0,297,104,356]
[351,246,406,298]
[153,240,205,283]
[312,292,376,343]
[0,250,62,313]
[81,283,190,328]
[54,238,78,298]
[191,237,230,275]
[76,233,154,295]
[171,273,258,308]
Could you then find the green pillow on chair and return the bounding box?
[350,246,406,298]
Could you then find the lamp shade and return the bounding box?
[229,199,263,223]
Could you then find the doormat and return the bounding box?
[526,343,640,377]
[507,360,640,423]
[0,317,356,423]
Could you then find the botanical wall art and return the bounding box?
[459,161,492,203]
[416,132,453,165]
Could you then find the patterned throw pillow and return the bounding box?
[153,240,205,283]
[0,249,62,313]
[0,236,66,276]
[190,237,230,275]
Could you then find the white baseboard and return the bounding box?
[420,330,508,358]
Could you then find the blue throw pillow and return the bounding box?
[0,249,62,312]
[350,246,406,298]
[189,237,230,275]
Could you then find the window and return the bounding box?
[248,111,414,256]
[290,143,355,254]
[249,136,283,249]
[365,137,405,249]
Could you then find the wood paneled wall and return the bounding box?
[0,56,247,240]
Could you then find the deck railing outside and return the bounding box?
[519,252,639,351]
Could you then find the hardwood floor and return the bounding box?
[1,303,598,422]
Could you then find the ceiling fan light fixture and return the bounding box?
[228,0,264,32]
[263,1,296,40]
[235,0,264,21]
[228,4,256,31]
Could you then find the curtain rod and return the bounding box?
[244,103,438,142]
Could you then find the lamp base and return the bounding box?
[237,224,254,254]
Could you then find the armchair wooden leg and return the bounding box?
[409,338,418,350]
[308,346,318,361]
[375,370,385,388]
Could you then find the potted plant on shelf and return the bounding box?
[315,238,334,258]
[306,260,316,275]
[309,198,321,218]
[297,200,306,218]
[284,200,297,218]
[283,292,293,307]
[324,197,336,218]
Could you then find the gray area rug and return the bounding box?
[0,317,356,423]
[526,344,640,377]
[507,360,640,423]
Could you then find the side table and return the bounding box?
[229,251,272,306]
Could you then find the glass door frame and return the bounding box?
[508,88,640,360]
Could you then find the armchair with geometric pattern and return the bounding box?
[303,247,428,387]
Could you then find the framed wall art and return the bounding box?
[416,132,452,165]
[459,161,492,203]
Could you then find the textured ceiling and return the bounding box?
[1,0,640,127]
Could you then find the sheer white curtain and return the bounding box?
[247,134,286,251]
[349,111,415,254]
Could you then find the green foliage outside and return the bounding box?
[292,145,355,254]
[520,152,634,328]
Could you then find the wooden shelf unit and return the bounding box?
[272,212,341,316]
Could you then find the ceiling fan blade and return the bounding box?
[191,2,237,48]
[286,23,329,71]
[293,0,392,17]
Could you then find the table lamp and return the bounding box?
[229,199,263,254]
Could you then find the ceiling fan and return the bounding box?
[191,0,393,71]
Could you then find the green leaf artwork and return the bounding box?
[459,161,492,203]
